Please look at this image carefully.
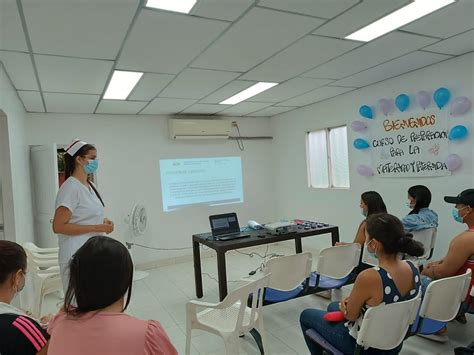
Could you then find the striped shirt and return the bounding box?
[0,314,49,354]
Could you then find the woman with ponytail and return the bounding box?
[301,213,424,354]
[52,139,114,291]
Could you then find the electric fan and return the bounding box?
[126,204,149,281]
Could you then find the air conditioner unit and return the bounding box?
[168,119,232,140]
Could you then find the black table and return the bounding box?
[192,224,340,301]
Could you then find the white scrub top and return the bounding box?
[55,176,105,264]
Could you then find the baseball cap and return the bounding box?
[444,189,474,207]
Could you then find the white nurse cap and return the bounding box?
[65,138,88,156]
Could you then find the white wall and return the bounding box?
[26,114,276,264]
[0,62,34,245]
[272,53,474,259]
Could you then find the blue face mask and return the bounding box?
[84,159,98,174]
[365,239,378,259]
[361,209,368,217]
[452,207,467,223]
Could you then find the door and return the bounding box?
[31,144,58,247]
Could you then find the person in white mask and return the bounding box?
[402,185,438,232]
[0,241,49,355]
[52,139,114,291]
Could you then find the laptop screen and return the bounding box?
[209,213,240,236]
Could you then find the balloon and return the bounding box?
[357,164,374,177]
[446,154,462,171]
[448,125,468,140]
[416,91,431,109]
[450,96,471,116]
[359,105,373,119]
[378,98,392,115]
[351,120,368,132]
[395,94,410,112]
[433,87,450,109]
[353,138,370,150]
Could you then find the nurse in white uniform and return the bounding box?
[52,139,114,291]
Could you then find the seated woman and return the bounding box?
[402,185,438,232]
[0,241,49,355]
[337,191,387,246]
[301,213,424,354]
[47,236,177,355]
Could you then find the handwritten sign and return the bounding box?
[370,110,450,177]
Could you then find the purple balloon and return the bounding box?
[450,96,471,116]
[416,91,431,110]
[378,98,392,115]
[351,120,368,132]
[446,154,462,171]
[357,164,374,177]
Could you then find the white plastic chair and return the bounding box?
[262,252,312,303]
[186,274,270,355]
[310,244,361,289]
[305,291,421,354]
[413,268,472,335]
[24,248,62,317]
[406,228,437,266]
[23,242,59,255]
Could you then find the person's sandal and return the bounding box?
[455,314,467,324]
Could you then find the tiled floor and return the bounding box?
[43,244,473,354]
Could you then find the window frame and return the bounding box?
[306,125,350,190]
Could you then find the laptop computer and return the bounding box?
[209,213,250,241]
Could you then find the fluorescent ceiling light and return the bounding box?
[220,82,278,105]
[146,0,197,14]
[103,70,143,100]
[346,0,455,42]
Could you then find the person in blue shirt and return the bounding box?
[402,185,438,232]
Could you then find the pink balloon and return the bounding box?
[357,164,374,177]
[416,91,431,110]
[450,96,471,116]
[378,98,392,115]
[351,120,368,132]
[446,154,462,171]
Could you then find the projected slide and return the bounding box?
[159,157,244,212]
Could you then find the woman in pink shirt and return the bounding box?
[47,236,177,355]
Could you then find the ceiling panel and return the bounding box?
[314,0,410,38]
[200,80,256,104]
[257,0,360,19]
[117,9,228,74]
[249,77,333,102]
[22,0,138,59]
[17,91,44,112]
[240,35,359,82]
[140,98,197,115]
[191,7,324,72]
[303,32,438,79]
[402,0,474,39]
[332,51,452,88]
[128,73,174,101]
[0,51,38,90]
[96,100,148,114]
[277,86,356,107]
[246,105,295,117]
[423,30,474,56]
[219,102,273,116]
[191,0,254,21]
[35,55,113,94]
[181,103,229,115]
[0,0,28,51]
[159,68,240,99]
[44,93,99,113]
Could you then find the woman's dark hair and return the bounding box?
[0,241,27,284]
[408,185,432,215]
[64,144,96,180]
[64,236,133,316]
[366,213,424,257]
[361,191,387,217]
[63,144,105,206]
